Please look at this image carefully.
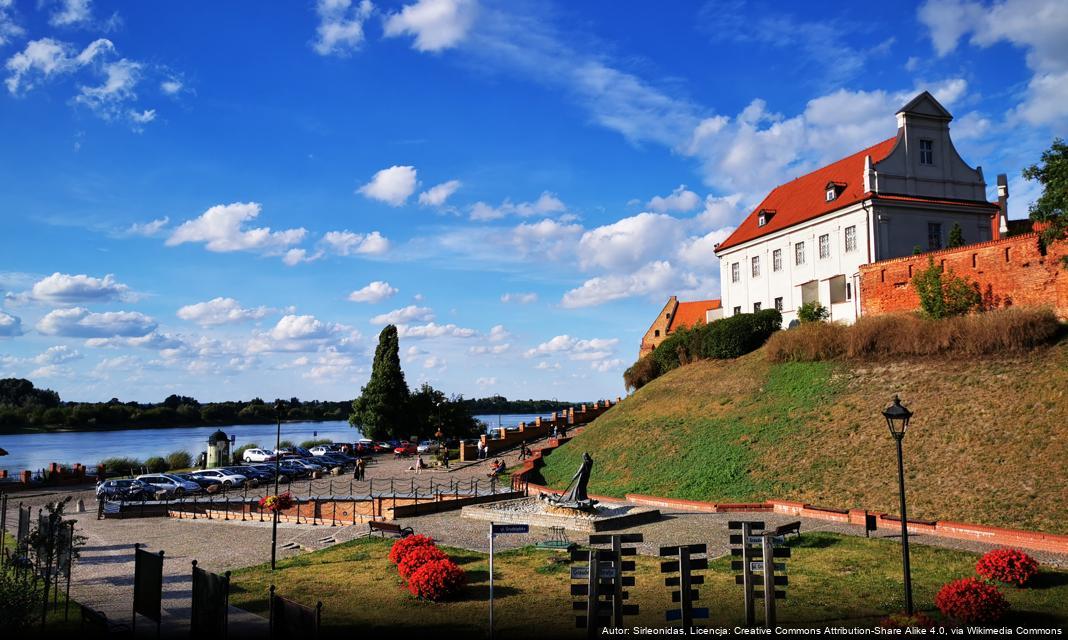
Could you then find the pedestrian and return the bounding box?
[477,440,486,460]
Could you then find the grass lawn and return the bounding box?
[228,532,1068,635]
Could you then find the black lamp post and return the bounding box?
[883,394,914,615]
[270,399,285,571]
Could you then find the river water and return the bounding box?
[0,413,544,473]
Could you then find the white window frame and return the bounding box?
[819,234,830,259]
[751,256,760,278]
[731,262,740,283]
[844,225,857,253]
[795,241,806,266]
[772,248,782,272]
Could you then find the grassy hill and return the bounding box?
[540,338,1068,534]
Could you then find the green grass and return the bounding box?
[0,532,80,634]
[538,339,1068,534]
[227,532,1068,634]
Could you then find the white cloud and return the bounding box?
[510,218,583,256]
[34,345,82,365]
[166,202,306,255]
[358,165,418,206]
[397,322,476,339]
[247,314,355,353]
[591,358,625,373]
[423,355,446,370]
[303,350,359,380]
[49,0,93,27]
[578,212,686,272]
[312,0,374,57]
[0,1,24,47]
[36,307,156,338]
[561,260,690,309]
[29,364,72,378]
[468,343,509,355]
[475,376,497,387]
[30,272,130,303]
[677,228,734,269]
[73,58,142,121]
[176,297,271,326]
[525,335,618,358]
[383,0,477,52]
[348,281,398,303]
[469,191,566,221]
[647,185,701,213]
[418,179,461,207]
[86,330,186,350]
[281,248,322,266]
[405,345,427,362]
[488,324,509,341]
[0,310,23,336]
[160,78,183,95]
[500,292,537,304]
[5,37,113,94]
[371,305,434,324]
[320,230,391,256]
[124,217,169,237]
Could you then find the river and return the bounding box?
[0,414,544,473]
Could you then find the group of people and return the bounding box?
[486,458,504,478]
[351,457,367,480]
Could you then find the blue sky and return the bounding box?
[0,0,1065,403]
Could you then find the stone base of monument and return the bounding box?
[461,497,661,532]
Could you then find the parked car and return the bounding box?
[287,459,326,474]
[308,446,333,456]
[223,466,266,487]
[136,474,202,498]
[242,448,276,463]
[393,443,418,457]
[190,468,247,488]
[416,440,440,454]
[247,463,293,483]
[291,446,314,458]
[373,442,393,453]
[95,478,150,501]
[277,460,311,478]
[174,473,224,493]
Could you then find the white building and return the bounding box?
[714,92,1004,326]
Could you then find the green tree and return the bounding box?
[798,301,829,323]
[912,257,981,318]
[408,383,480,440]
[1023,138,1068,254]
[948,222,965,248]
[350,325,410,439]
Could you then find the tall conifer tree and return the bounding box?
[350,325,410,439]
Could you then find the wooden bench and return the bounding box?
[80,604,131,636]
[771,521,801,538]
[367,520,413,538]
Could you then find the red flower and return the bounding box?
[407,558,466,601]
[398,545,448,580]
[935,577,1009,623]
[388,534,436,565]
[976,548,1039,587]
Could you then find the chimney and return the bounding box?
[995,174,1009,240]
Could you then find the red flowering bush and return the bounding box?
[258,492,294,513]
[407,558,466,601]
[935,577,1009,623]
[880,611,936,629]
[976,548,1039,587]
[398,544,448,580]
[388,534,436,565]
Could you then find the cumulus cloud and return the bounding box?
[418,179,461,207]
[247,314,354,353]
[34,344,82,365]
[36,307,156,338]
[383,0,477,52]
[423,355,446,370]
[320,230,391,256]
[476,376,497,387]
[578,212,687,272]
[28,272,130,303]
[488,324,509,341]
[303,350,359,380]
[73,58,142,120]
[468,343,509,355]
[647,185,701,213]
[561,261,690,309]
[86,330,186,350]
[312,0,374,56]
[397,322,476,339]
[176,297,271,326]
[469,191,566,221]
[0,310,24,336]
[348,281,398,303]
[370,305,434,325]
[160,78,183,95]
[525,335,618,357]
[0,1,24,47]
[123,217,169,237]
[166,202,306,256]
[510,218,583,256]
[358,165,418,206]
[500,292,537,304]
[5,37,113,94]
[49,0,93,27]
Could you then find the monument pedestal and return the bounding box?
[461,497,660,532]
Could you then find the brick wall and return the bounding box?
[859,232,1068,319]
[459,398,620,461]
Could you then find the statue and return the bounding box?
[540,452,598,511]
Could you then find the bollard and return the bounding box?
[352,500,357,525]
[76,498,85,513]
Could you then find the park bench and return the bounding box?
[770,521,801,538]
[367,520,414,538]
[80,604,131,636]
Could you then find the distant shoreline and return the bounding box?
[0,418,345,436]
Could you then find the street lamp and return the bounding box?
[271,399,285,571]
[883,394,914,615]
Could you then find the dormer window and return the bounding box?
[757,209,775,227]
[825,181,846,202]
[826,188,836,202]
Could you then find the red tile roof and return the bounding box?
[669,300,720,332]
[715,137,899,252]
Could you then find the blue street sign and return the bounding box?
[492,523,530,535]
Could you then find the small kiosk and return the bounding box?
[206,429,231,468]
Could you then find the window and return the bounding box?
[846,282,853,300]
[733,306,741,316]
[919,139,934,165]
[753,302,761,312]
[844,225,857,253]
[774,297,783,312]
[928,222,942,250]
[819,234,830,259]
[751,256,760,278]
[826,188,836,202]
[731,262,740,283]
[795,241,806,266]
[654,330,660,338]
[772,248,782,272]
[758,213,767,227]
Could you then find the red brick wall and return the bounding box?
[859,232,1068,319]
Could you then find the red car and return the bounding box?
[393,443,417,457]
[373,442,393,453]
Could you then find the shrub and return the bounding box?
[976,548,1040,587]
[144,456,170,473]
[407,558,466,601]
[388,534,437,565]
[879,612,936,629]
[99,456,142,475]
[165,450,192,470]
[765,321,847,362]
[623,355,660,392]
[913,257,981,319]
[0,570,44,632]
[935,577,1009,623]
[797,301,829,323]
[398,544,448,580]
[949,222,965,248]
[699,309,782,359]
[300,438,332,449]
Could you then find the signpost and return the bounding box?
[659,543,709,628]
[729,521,790,628]
[488,522,528,639]
[571,533,641,636]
